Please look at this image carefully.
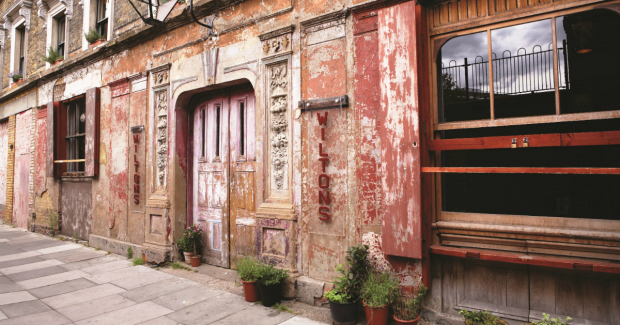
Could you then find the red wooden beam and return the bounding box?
[421,167,620,175]
[430,245,620,274]
[427,130,620,151]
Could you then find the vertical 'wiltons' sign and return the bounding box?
[317,112,330,221]
[133,133,140,204]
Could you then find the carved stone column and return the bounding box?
[256,25,297,271]
[142,63,172,263]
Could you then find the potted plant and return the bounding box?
[84,28,106,47]
[255,263,289,307]
[325,244,370,325]
[9,72,23,85]
[393,282,428,325]
[183,224,203,267]
[177,235,193,264]
[459,310,507,325]
[360,271,399,325]
[236,257,261,302]
[531,313,572,325]
[41,46,63,65]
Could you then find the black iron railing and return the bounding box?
[441,43,569,99]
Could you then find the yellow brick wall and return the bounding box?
[4,115,15,224]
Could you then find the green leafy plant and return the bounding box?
[272,303,294,313]
[236,257,261,282]
[9,72,22,83]
[74,231,78,243]
[360,271,399,308]
[256,263,289,286]
[84,28,105,44]
[171,262,192,271]
[132,257,145,266]
[326,244,370,303]
[182,224,204,255]
[393,282,428,321]
[531,313,571,325]
[47,209,58,237]
[41,46,63,64]
[176,235,193,253]
[127,246,134,259]
[459,310,506,325]
[94,247,100,251]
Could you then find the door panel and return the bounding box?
[230,89,257,267]
[192,94,230,267]
[13,110,32,229]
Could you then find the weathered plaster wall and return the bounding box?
[0,120,8,216]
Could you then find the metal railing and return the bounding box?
[441,43,569,99]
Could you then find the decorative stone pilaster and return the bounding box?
[36,0,48,29]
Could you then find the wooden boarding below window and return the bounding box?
[430,245,620,274]
[428,130,620,151]
[422,167,620,174]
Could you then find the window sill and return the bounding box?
[430,245,620,274]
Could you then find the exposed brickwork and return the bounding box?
[114,0,144,32]
[28,107,35,212]
[27,2,47,77]
[69,1,84,54]
[3,40,12,91]
[4,116,15,224]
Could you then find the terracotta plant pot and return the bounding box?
[258,282,282,307]
[363,300,389,325]
[183,251,194,264]
[53,59,63,65]
[190,255,201,267]
[241,280,261,302]
[90,39,106,47]
[329,298,358,325]
[12,78,23,86]
[394,314,420,325]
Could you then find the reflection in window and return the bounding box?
[556,10,620,114]
[491,19,556,118]
[437,32,491,122]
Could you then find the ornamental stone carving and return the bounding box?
[36,0,48,29]
[259,25,293,57]
[155,90,168,186]
[269,64,288,190]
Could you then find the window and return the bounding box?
[55,14,66,58]
[15,25,26,75]
[65,100,86,173]
[437,9,620,124]
[96,0,108,39]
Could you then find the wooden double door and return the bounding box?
[191,86,257,268]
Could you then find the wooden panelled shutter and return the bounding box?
[378,2,423,259]
[46,101,60,177]
[85,87,100,177]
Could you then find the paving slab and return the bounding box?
[0,300,52,318]
[0,251,41,263]
[60,255,123,271]
[0,247,26,257]
[80,258,131,275]
[5,265,68,282]
[36,243,82,255]
[0,310,72,325]
[212,304,295,325]
[28,278,97,299]
[166,292,252,325]
[0,256,45,269]
[0,259,64,275]
[74,301,173,325]
[16,269,89,289]
[0,291,37,306]
[8,239,63,250]
[150,283,225,310]
[121,277,198,303]
[0,310,5,321]
[55,250,106,264]
[137,316,181,325]
[84,265,152,284]
[38,247,93,261]
[111,268,174,290]
[0,276,23,294]
[56,293,137,322]
[0,239,8,243]
[280,316,329,325]
[41,283,126,309]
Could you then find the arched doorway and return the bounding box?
[187,83,257,268]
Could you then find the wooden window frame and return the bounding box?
[429,5,620,262]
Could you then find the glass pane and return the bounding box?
[240,102,245,156]
[491,19,556,118]
[438,32,491,122]
[556,10,620,114]
[215,105,220,157]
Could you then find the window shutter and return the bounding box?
[46,101,60,177]
[85,87,100,177]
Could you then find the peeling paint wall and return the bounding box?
[0,120,8,216]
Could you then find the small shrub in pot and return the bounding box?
[459,310,507,325]
[255,263,289,307]
[361,271,399,325]
[236,257,261,302]
[393,282,428,325]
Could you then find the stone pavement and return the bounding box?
[0,225,328,325]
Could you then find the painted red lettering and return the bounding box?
[317,112,328,125]
[319,190,330,205]
[133,134,139,144]
[134,184,140,194]
[319,143,328,157]
[319,174,330,188]
[318,207,330,221]
[134,194,139,204]
[319,157,328,172]
[134,174,140,183]
[321,127,324,140]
